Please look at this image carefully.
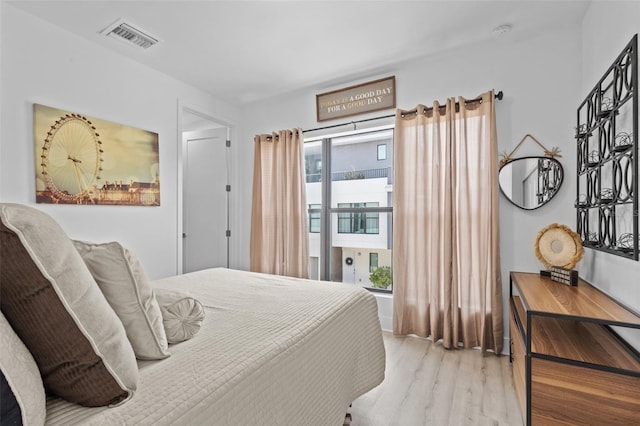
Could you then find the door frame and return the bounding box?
[177,100,235,274]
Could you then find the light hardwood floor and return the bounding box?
[350,331,523,426]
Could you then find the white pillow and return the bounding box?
[154,289,205,344]
[74,241,170,360]
[0,311,46,426]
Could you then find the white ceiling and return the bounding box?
[7,0,590,107]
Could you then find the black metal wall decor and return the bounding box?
[576,34,638,260]
[536,158,563,206]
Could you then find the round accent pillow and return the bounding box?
[154,289,205,344]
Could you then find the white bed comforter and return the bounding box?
[45,268,386,425]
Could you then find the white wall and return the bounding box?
[0,4,241,279]
[239,24,583,341]
[6,2,636,350]
[579,1,640,348]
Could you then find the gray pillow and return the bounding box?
[74,240,170,360]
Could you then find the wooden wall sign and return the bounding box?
[316,76,396,122]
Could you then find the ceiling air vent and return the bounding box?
[100,19,160,50]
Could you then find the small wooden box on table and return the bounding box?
[509,271,640,425]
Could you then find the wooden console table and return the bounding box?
[509,271,640,425]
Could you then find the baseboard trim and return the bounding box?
[379,315,392,332]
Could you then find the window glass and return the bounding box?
[377,144,387,160]
[304,141,322,183]
[305,128,393,292]
[308,204,321,233]
[337,202,379,234]
[369,252,379,272]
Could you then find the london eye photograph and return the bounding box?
[34,103,159,206]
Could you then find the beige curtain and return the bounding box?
[250,129,309,279]
[393,91,503,353]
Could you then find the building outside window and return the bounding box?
[309,204,321,233]
[369,252,379,272]
[304,127,393,292]
[377,144,387,160]
[337,202,379,234]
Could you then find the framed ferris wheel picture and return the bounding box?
[34,103,160,206]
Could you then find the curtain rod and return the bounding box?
[302,90,503,134]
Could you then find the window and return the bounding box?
[337,202,379,234]
[309,204,321,233]
[304,127,393,293]
[377,144,387,160]
[369,252,378,272]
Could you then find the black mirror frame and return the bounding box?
[499,156,564,211]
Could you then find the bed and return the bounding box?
[46,268,385,425]
[0,203,385,426]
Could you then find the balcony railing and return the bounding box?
[306,167,391,183]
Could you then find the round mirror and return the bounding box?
[499,156,563,210]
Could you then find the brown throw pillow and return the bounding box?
[0,203,138,407]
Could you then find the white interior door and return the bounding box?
[183,127,228,272]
